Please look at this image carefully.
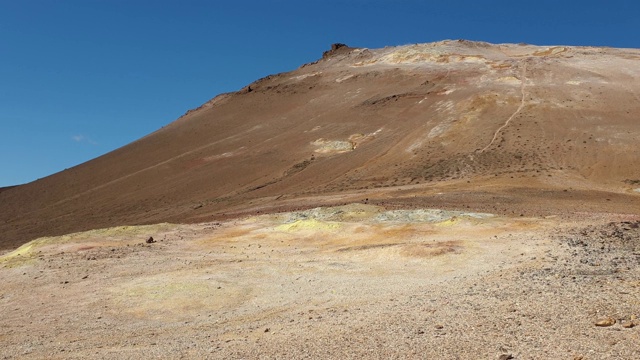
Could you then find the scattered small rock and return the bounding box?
[264,328,270,333]
[622,321,635,329]
[498,354,514,360]
[595,317,616,327]
[146,237,155,244]
[434,324,444,330]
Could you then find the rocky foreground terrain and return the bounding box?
[1,204,640,359]
[1,41,640,358]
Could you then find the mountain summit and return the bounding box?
[1,40,639,250]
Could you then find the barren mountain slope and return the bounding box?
[1,40,639,250]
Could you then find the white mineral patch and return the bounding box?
[291,72,321,80]
[497,76,522,85]
[336,74,354,83]
[312,139,353,154]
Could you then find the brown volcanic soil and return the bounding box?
[1,40,639,251]
[1,40,640,358]
[0,186,17,195]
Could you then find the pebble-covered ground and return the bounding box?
[1,206,639,359]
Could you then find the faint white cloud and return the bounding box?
[72,134,98,145]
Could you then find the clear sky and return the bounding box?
[1,0,639,187]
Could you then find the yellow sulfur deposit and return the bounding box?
[275,218,340,232]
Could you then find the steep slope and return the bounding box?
[2,40,640,250]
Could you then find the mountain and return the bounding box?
[1,40,639,250]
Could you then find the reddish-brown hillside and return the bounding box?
[2,40,639,250]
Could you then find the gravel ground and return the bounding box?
[1,207,639,359]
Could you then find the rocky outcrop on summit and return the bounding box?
[322,43,355,58]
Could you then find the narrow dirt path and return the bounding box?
[479,61,528,153]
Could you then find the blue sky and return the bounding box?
[1,0,639,187]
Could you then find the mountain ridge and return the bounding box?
[1,40,639,251]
